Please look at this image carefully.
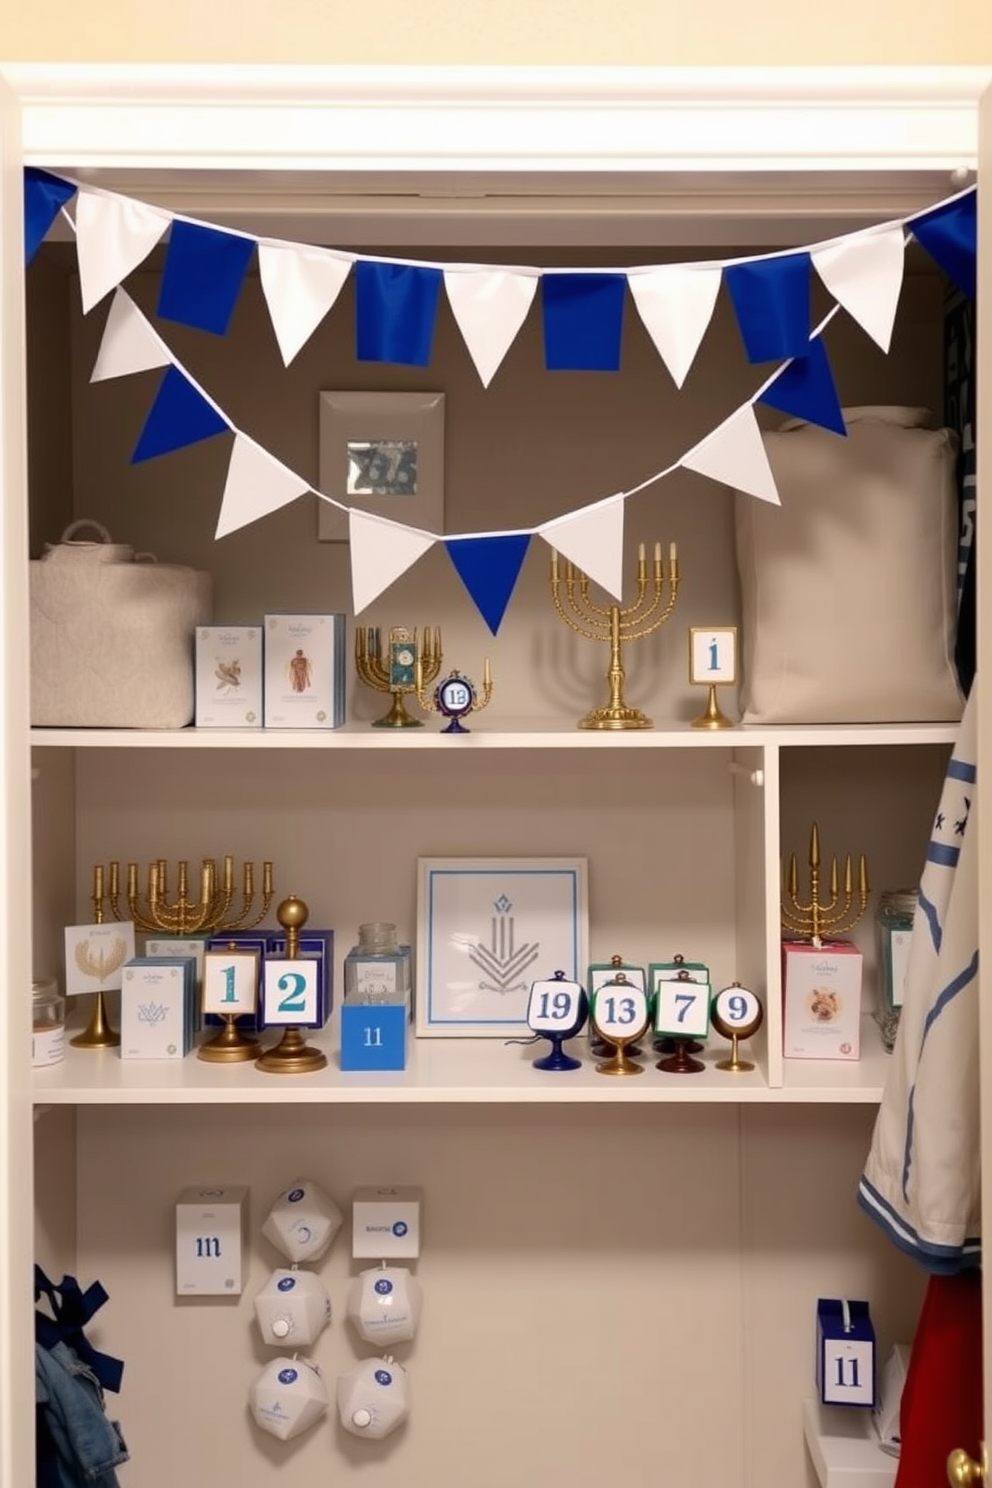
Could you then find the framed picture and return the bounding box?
[416,857,589,1037]
[317,390,445,542]
[688,625,738,686]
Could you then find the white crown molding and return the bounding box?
[3,63,990,176]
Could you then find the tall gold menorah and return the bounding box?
[550,542,680,730]
[781,823,870,943]
[97,856,275,936]
[355,625,442,728]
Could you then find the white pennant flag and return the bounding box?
[627,264,722,388]
[539,497,626,599]
[812,226,906,353]
[444,268,539,387]
[349,509,436,615]
[215,434,311,539]
[682,404,780,505]
[75,188,169,314]
[258,243,353,366]
[90,288,171,383]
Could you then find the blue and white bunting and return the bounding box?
[445,535,532,635]
[349,509,436,615]
[75,188,169,314]
[627,264,722,388]
[356,261,442,366]
[682,404,780,505]
[215,435,311,540]
[158,219,256,336]
[131,366,230,464]
[539,496,626,601]
[258,243,354,367]
[811,225,906,354]
[724,252,812,363]
[759,337,846,437]
[90,289,172,384]
[542,273,627,372]
[911,192,978,300]
[444,268,539,388]
[24,167,76,265]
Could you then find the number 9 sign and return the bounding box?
[710,982,763,1073]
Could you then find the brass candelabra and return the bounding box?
[97,857,274,936]
[355,625,442,728]
[781,823,870,944]
[550,542,680,729]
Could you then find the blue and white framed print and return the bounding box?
[415,857,588,1037]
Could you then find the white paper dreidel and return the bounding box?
[249,1356,328,1442]
[253,1267,332,1348]
[347,1264,423,1347]
[261,1178,344,1265]
[337,1356,410,1440]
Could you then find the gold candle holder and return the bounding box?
[550,542,680,730]
[781,823,870,944]
[70,864,121,1050]
[256,896,327,1075]
[100,856,274,936]
[356,625,442,728]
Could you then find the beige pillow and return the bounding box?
[734,407,964,724]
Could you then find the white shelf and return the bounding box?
[31,1021,894,1106]
[29,721,959,750]
[803,1399,897,1488]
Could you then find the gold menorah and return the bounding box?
[96,856,275,936]
[550,542,680,729]
[781,823,870,943]
[355,625,442,728]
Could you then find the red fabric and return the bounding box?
[895,1271,983,1488]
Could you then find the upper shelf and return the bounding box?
[29,721,959,751]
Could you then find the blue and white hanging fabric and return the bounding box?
[858,683,980,1273]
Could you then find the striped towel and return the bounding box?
[858,683,980,1272]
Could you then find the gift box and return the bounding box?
[783,940,863,1060]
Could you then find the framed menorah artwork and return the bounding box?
[317,390,445,543]
[415,857,589,1037]
[64,920,136,998]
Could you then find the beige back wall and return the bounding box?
[4,0,992,66]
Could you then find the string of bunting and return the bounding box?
[23,168,977,634]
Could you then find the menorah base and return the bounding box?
[578,702,653,731]
[371,694,423,728]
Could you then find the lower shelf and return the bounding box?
[803,1399,897,1488]
[32,1015,892,1105]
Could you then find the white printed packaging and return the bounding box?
[195,626,262,727]
[263,614,346,729]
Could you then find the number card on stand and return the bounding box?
[204,950,261,1019]
[525,973,588,1071]
[650,960,711,1040]
[590,982,648,1040]
[262,959,323,1029]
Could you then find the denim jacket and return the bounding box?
[34,1269,127,1488]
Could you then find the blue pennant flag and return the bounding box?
[542,273,627,371]
[911,192,977,300]
[356,261,442,366]
[445,534,531,635]
[758,337,846,436]
[131,366,229,464]
[24,168,77,265]
[724,252,812,363]
[157,219,256,335]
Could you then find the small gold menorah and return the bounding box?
[550,542,680,729]
[355,625,442,728]
[97,856,275,936]
[781,823,870,943]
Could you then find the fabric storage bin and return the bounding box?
[31,520,212,728]
[734,407,964,724]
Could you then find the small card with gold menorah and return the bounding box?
[64,921,136,999]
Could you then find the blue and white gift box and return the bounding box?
[816,1298,876,1407]
[120,956,198,1059]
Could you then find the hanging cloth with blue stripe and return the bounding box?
[35,1266,128,1488]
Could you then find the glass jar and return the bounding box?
[343,923,411,1008]
[875,889,917,1012]
[32,976,66,1067]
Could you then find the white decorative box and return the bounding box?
[783,940,863,1061]
[263,613,346,729]
[175,1185,248,1296]
[352,1186,422,1260]
[120,957,196,1059]
[195,626,262,727]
